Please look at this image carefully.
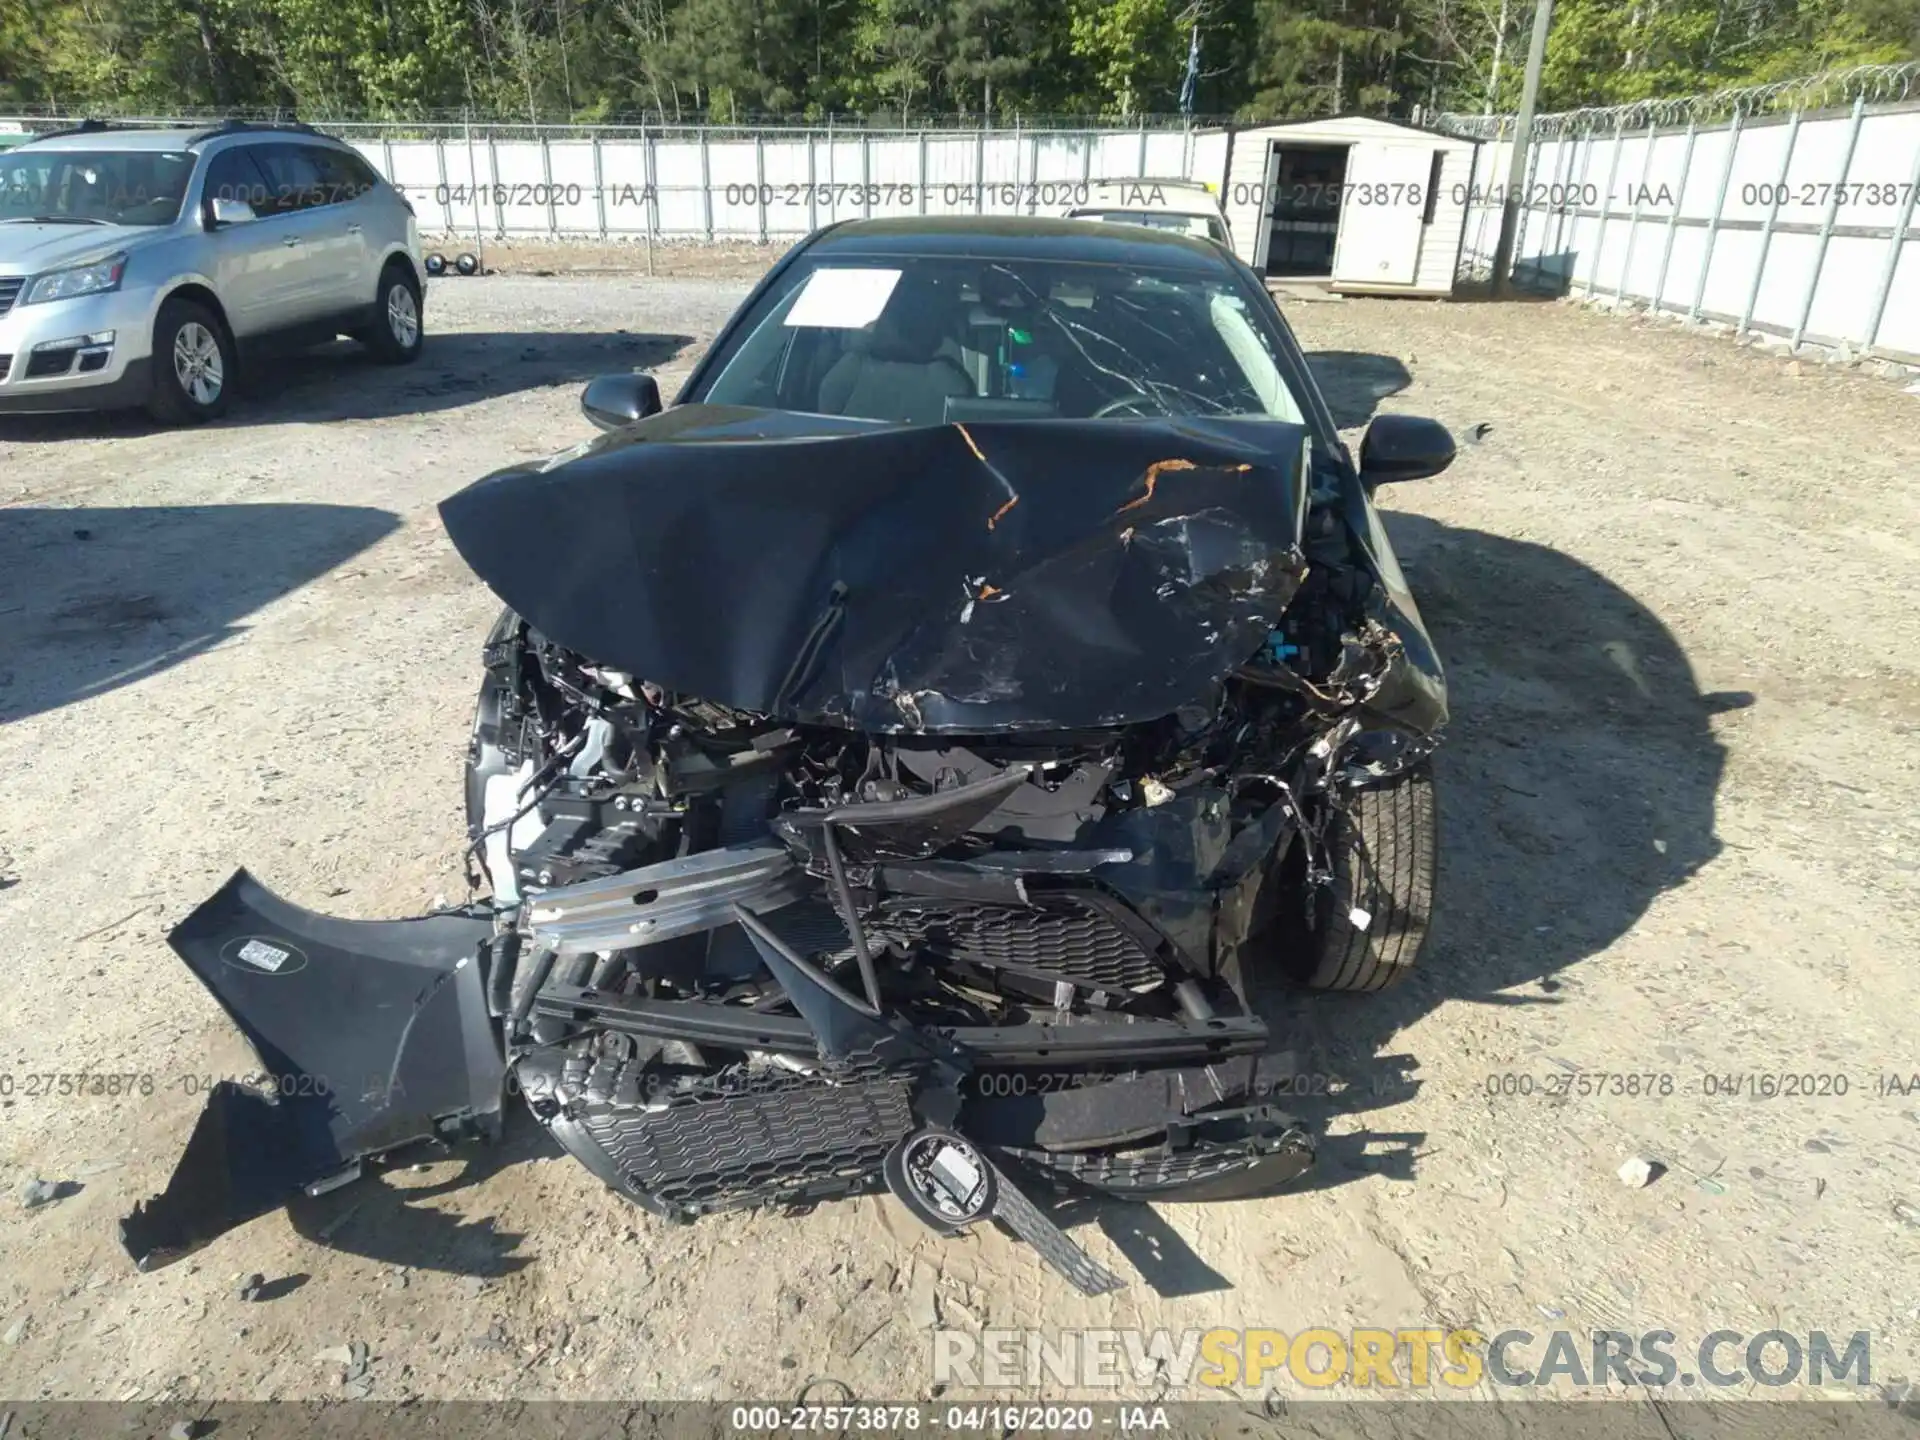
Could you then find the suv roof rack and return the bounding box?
[183,118,321,145]
[26,118,135,142]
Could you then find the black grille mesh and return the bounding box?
[577,1064,914,1212]
[872,897,1167,992]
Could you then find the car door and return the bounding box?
[197,145,293,340]
[306,146,385,309]
[246,144,348,323]
[274,144,374,317]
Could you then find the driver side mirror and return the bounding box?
[1358,413,1455,486]
[205,196,257,227]
[581,372,663,431]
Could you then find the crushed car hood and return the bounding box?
[439,406,1312,733]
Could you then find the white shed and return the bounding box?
[1196,116,1477,297]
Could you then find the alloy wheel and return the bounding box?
[387,284,420,348]
[172,321,223,407]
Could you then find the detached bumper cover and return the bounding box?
[125,860,1312,1288]
[120,871,505,1270]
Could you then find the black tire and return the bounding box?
[1298,767,1438,992]
[145,297,235,425]
[364,261,424,364]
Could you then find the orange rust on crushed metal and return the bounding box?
[978,583,1002,599]
[1117,458,1198,513]
[958,423,1021,529]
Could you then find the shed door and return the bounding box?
[1332,143,1434,286]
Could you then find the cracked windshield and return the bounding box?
[701,257,1307,426]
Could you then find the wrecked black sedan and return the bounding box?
[126,218,1453,1292]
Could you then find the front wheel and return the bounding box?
[1297,767,1438,992]
[363,261,424,364]
[145,298,234,425]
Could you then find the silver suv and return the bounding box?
[0,119,424,423]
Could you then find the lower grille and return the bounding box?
[25,349,74,379]
[0,355,10,381]
[520,1035,915,1218]
[582,1068,913,1212]
[872,895,1168,992]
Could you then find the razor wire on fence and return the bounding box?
[1435,59,1920,138]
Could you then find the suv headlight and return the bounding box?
[23,253,128,305]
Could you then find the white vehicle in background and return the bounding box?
[0,118,425,424]
[1067,178,1234,249]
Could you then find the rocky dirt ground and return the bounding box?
[2,263,1918,1416]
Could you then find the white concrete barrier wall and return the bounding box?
[345,126,1210,248]
[1457,101,1920,361]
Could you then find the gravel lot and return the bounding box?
[2,267,1918,1410]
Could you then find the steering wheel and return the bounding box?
[1091,391,1173,420]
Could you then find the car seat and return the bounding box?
[817,274,973,424]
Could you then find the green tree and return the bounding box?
[2,0,1915,123]
[1243,0,1410,118]
[1066,0,1186,115]
[243,0,471,116]
[1539,0,1920,106]
[942,0,1048,116]
[846,0,945,114]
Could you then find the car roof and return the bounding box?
[15,123,344,155]
[803,215,1235,272]
[16,129,202,153]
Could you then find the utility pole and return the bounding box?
[1489,0,1554,296]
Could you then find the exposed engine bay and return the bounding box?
[123,408,1445,1292]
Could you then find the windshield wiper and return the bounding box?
[0,215,114,225]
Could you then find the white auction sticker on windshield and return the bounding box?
[784,267,902,328]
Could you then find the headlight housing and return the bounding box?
[23,253,128,305]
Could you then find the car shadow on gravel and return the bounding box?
[0,330,695,436]
[1260,511,1741,1193]
[0,503,400,723]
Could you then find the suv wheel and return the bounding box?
[364,262,424,363]
[146,298,234,425]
